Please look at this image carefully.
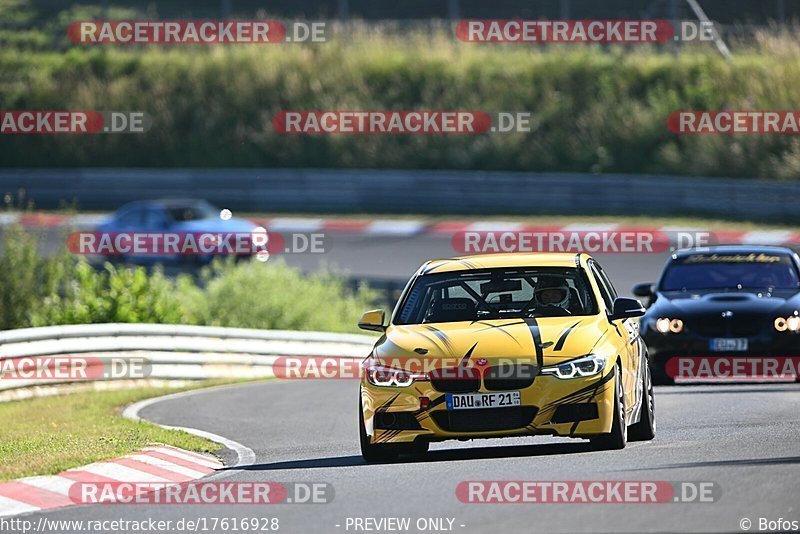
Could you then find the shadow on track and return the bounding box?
[655,385,800,395]
[622,455,800,472]
[222,440,598,472]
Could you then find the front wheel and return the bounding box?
[359,400,400,463]
[650,360,674,386]
[590,364,627,450]
[629,360,656,441]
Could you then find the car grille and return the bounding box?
[551,403,599,424]
[692,315,763,338]
[374,412,422,430]
[431,407,538,432]
[483,364,538,391]
[429,367,481,393]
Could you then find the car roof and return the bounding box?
[116,199,208,211]
[672,245,796,257]
[153,198,207,208]
[419,253,586,274]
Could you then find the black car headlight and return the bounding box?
[774,314,800,333]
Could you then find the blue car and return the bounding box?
[95,199,260,265]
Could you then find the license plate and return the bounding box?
[709,338,749,352]
[445,391,521,410]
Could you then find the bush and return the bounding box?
[0,225,74,329]
[196,258,377,331]
[1,225,377,333]
[30,261,200,326]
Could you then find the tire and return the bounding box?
[650,359,674,386]
[359,399,400,463]
[408,440,430,456]
[590,364,627,450]
[629,360,656,442]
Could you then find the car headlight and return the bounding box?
[540,355,607,379]
[365,364,425,387]
[655,317,683,334]
[774,313,800,332]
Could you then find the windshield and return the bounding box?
[395,267,598,325]
[660,253,800,291]
[165,201,218,222]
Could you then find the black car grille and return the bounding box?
[483,364,538,391]
[431,407,538,432]
[692,316,763,338]
[551,403,599,424]
[429,367,481,393]
[374,412,423,430]
[430,364,539,392]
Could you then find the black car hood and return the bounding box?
[651,289,800,316]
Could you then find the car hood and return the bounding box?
[652,290,800,317]
[373,316,609,368]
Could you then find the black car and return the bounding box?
[633,245,800,384]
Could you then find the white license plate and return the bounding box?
[445,391,521,410]
[710,338,749,352]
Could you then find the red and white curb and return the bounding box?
[2,212,799,247]
[0,445,222,517]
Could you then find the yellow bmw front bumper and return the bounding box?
[360,368,616,445]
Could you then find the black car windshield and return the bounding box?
[164,200,218,222]
[395,267,598,324]
[660,253,800,291]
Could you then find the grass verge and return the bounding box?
[0,380,250,482]
[2,29,800,178]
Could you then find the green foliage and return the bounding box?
[1,31,800,177]
[196,258,377,331]
[30,261,200,326]
[1,225,376,333]
[0,225,74,329]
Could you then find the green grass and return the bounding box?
[0,382,240,481]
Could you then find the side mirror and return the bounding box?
[632,283,654,298]
[358,309,386,332]
[608,297,646,321]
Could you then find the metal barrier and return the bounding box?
[0,323,375,394]
[1,169,797,223]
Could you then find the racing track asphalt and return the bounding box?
[277,231,673,291]
[17,233,800,533]
[24,381,800,534]
[13,226,674,291]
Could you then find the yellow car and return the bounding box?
[358,252,655,462]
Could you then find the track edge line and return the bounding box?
[122,382,258,468]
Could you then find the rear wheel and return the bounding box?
[590,364,627,450]
[629,360,656,441]
[359,400,400,463]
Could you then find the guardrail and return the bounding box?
[0,323,376,395]
[2,168,799,223]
